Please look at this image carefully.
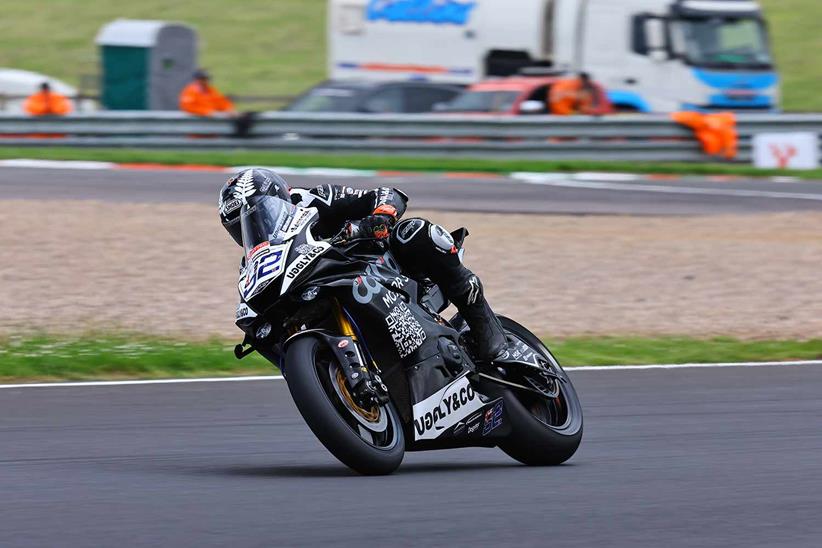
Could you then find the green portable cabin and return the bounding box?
[96,19,198,110]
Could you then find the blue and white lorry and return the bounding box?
[328,0,780,112]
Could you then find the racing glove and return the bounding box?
[345,204,399,240]
[345,214,393,240]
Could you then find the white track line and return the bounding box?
[1,361,820,389]
[0,159,116,170]
[0,375,283,389]
[570,360,822,371]
[509,174,822,201]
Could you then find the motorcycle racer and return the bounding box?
[219,168,507,363]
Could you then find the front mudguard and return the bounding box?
[283,330,379,396]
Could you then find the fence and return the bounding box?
[0,111,820,162]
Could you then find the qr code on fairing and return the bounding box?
[385,301,427,358]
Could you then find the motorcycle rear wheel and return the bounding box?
[284,336,405,475]
[496,317,584,466]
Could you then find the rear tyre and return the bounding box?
[496,317,583,465]
[284,336,405,475]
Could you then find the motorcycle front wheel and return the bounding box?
[284,335,405,475]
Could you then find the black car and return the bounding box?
[284,80,462,114]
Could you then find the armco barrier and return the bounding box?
[0,112,820,162]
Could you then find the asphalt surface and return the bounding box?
[3,365,822,547]
[5,166,822,215]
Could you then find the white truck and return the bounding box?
[328,0,779,112]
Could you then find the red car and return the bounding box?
[439,76,613,116]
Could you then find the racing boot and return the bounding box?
[450,275,508,366]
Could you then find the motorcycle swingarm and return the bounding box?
[474,371,562,399]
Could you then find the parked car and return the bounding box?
[0,68,97,113]
[438,76,613,116]
[283,80,463,114]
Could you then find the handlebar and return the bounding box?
[328,221,385,247]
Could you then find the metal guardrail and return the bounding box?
[0,112,821,162]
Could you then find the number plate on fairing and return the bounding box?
[238,242,291,300]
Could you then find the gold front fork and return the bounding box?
[333,299,356,340]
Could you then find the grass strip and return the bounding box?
[1,147,821,179]
[1,334,820,383]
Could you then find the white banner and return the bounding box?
[753,132,820,170]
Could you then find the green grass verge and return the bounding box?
[0,0,326,100]
[760,0,822,112]
[2,146,821,179]
[2,0,819,111]
[1,334,819,383]
[549,336,822,367]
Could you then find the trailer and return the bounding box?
[328,0,779,112]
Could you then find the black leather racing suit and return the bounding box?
[291,183,506,361]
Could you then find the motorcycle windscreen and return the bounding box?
[240,195,296,256]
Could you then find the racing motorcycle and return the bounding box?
[233,197,583,475]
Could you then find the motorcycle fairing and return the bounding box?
[411,372,485,441]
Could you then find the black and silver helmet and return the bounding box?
[218,168,290,246]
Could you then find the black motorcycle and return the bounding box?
[233,196,583,475]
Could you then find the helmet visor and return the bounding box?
[239,195,296,256]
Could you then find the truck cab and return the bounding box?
[576,0,778,112]
[328,0,779,113]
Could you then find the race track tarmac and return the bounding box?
[5,166,822,215]
[3,364,822,547]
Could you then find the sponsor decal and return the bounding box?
[367,0,477,26]
[259,174,273,193]
[279,207,317,241]
[352,253,403,304]
[385,301,427,358]
[309,184,334,206]
[246,241,270,260]
[482,400,504,436]
[395,218,424,243]
[279,240,330,295]
[412,374,485,441]
[376,187,393,206]
[219,196,241,217]
[338,339,350,349]
[343,186,366,197]
[380,275,409,307]
[235,302,257,322]
[233,170,257,204]
[500,337,541,367]
[467,421,480,434]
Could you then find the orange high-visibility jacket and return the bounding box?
[549,78,608,116]
[24,91,72,116]
[179,82,235,116]
[671,111,738,159]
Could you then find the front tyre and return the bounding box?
[496,317,583,466]
[284,336,405,475]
